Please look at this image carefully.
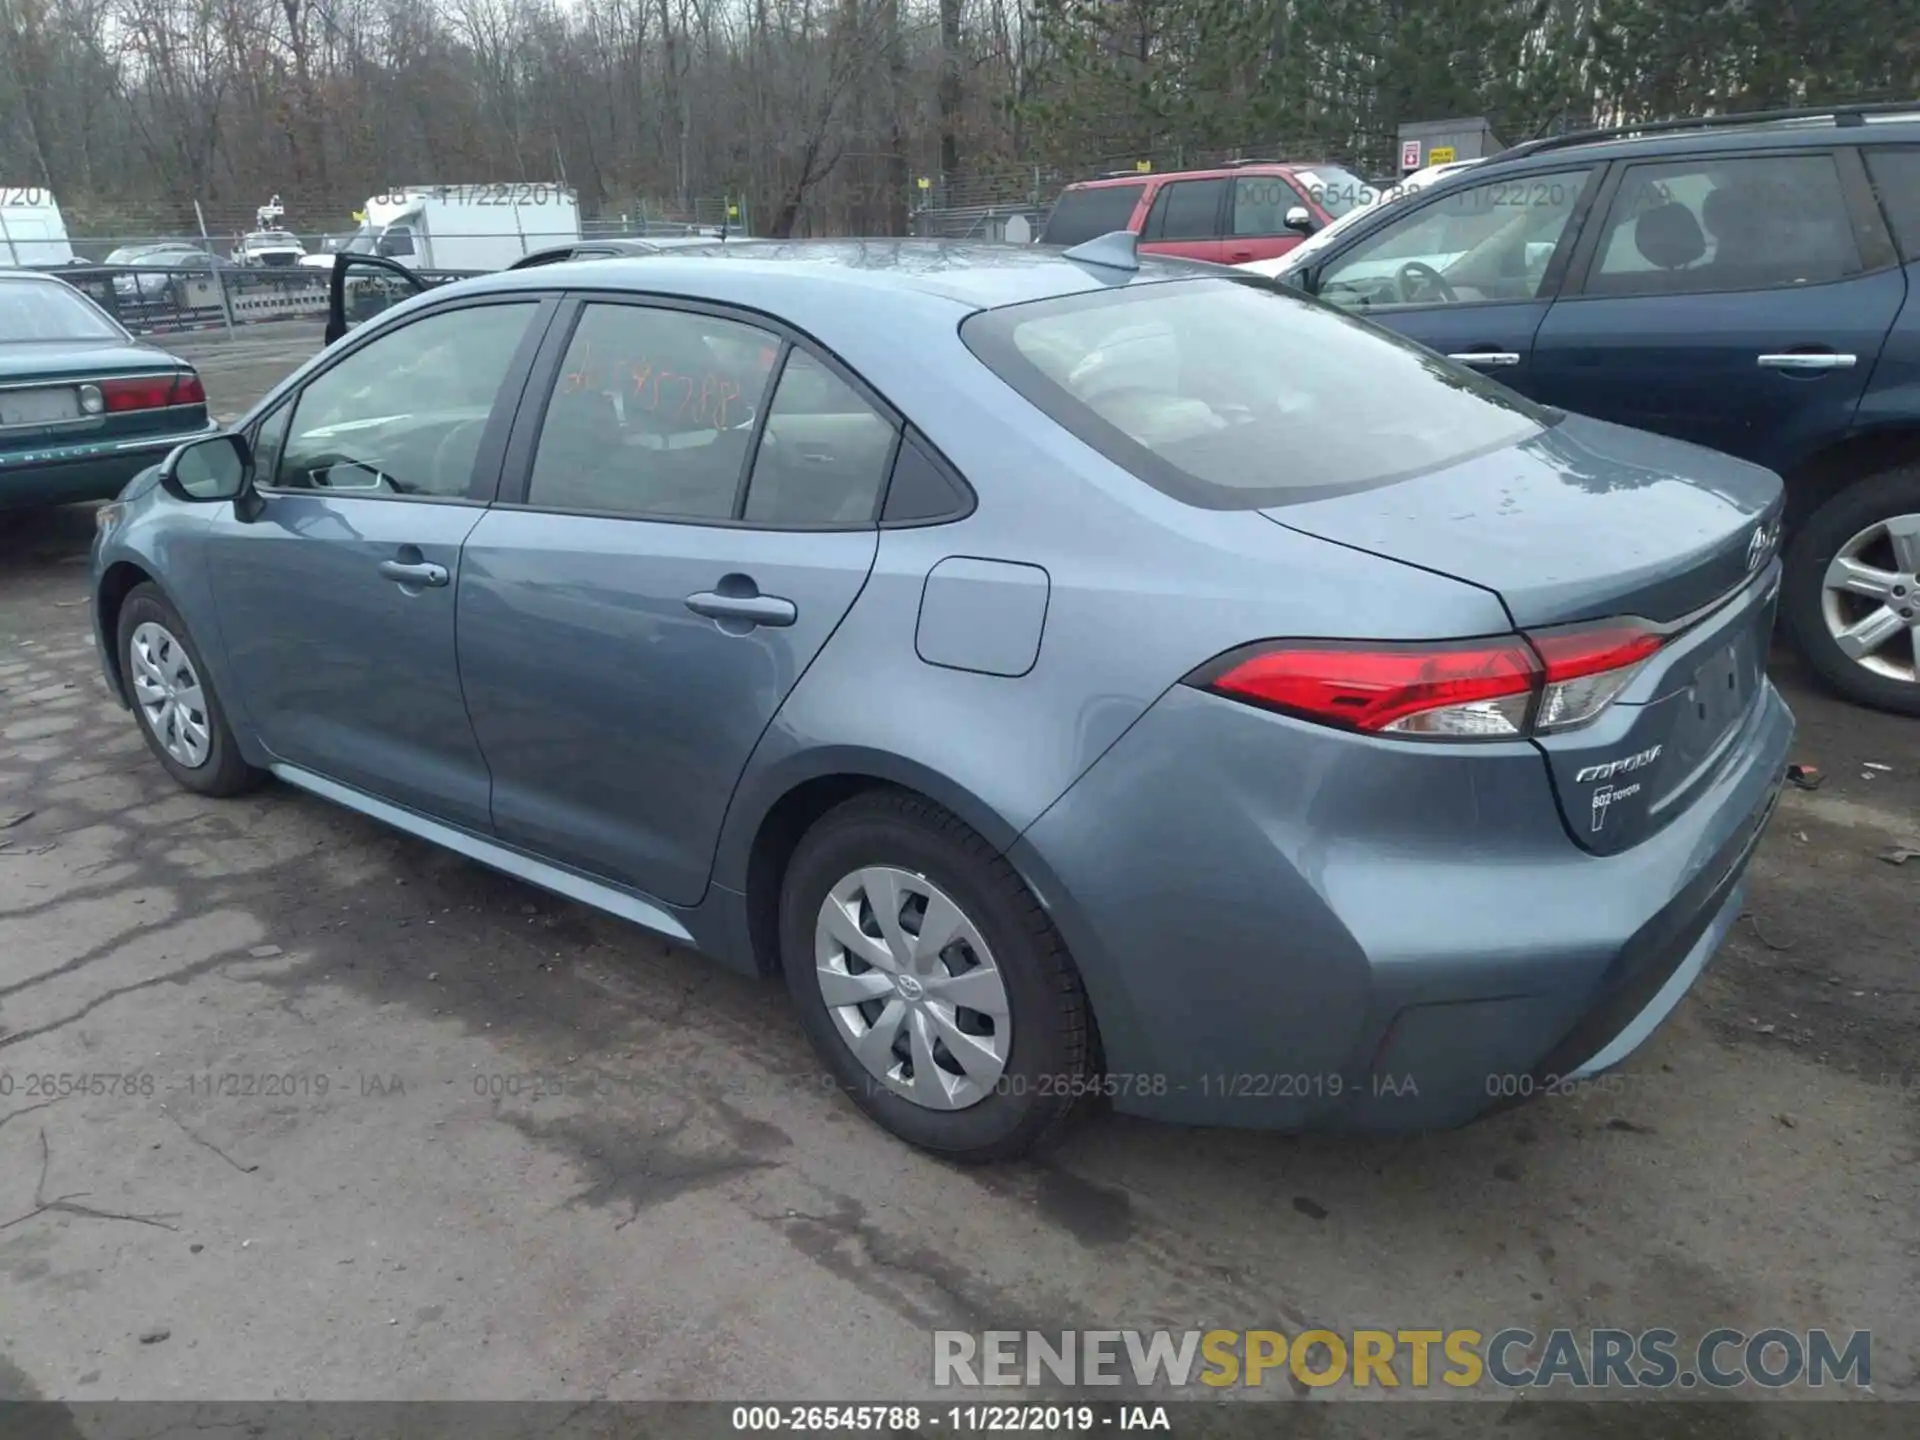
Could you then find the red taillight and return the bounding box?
[1193,620,1669,740]
[98,374,195,412]
[1528,620,1665,731]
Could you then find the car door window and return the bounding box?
[1866,152,1920,264]
[1317,169,1593,310]
[743,351,898,526]
[524,302,782,520]
[1147,179,1228,241]
[1585,154,1863,296]
[272,302,537,497]
[1865,149,1920,261]
[1231,176,1306,236]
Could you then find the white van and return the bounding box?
[299,185,582,273]
[0,187,76,266]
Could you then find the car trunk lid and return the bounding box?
[1261,412,1783,630]
[1261,413,1786,854]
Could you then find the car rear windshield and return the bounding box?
[1041,184,1146,246]
[0,280,123,341]
[960,276,1556,509]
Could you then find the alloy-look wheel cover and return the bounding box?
[813,866,1012,1111]
[1821,512,1920,684]
[129,621,213,769]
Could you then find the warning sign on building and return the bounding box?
[1401,139,1422,170]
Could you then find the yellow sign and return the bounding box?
[917,177,931,191]
[351,209,366,222]
[727,203,739,218]
[1134,160,1153,173]
[1427,145,1457,164]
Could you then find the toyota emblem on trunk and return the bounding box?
[1746,519,1778,572]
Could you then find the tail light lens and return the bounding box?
[1191,619,1668,740]
[96,372,203,412]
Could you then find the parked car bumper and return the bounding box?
[1009,679,1794,1131]
[0,420,217,511]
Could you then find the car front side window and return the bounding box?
[271,301,537,498]
[1317,169,1593,310]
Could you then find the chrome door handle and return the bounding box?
[1757,352,1856,370]
[685,591,797,627]
[378,559,449,587]
[1447,351,1521,367]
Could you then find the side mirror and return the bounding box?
[1284,206,1316,235]
[161,431,252,504]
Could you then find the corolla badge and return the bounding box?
[1575,745,1662,785]
[1747,516,1781,572]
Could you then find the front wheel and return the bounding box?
[1782,465,1920,716]
[779,790,1095,1161]
[117,584,263,796]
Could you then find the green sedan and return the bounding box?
[1,269,216,511]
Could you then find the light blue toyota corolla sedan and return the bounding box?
[89,238,1793,1160]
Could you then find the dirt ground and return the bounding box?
[0,325,1915,1429]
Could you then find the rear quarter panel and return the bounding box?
[712,298,1513,888]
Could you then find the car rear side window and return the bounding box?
[1865,148,1920,262]
[1586,154,1863,295]
[742,351,899,525]
[525,302,782,520]
[1145,179,1227,241]
[1040,185,1145,246]
[961,277,1553,510]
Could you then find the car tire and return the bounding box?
[1782,464,1920,717]
[117,584,263,796]
[779,789,1094,1162]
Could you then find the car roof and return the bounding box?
[1062,162,1339,189]
[1470,109,1920,176]
[463,238,1224,312]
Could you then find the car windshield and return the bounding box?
[1289,165,1373,217]
[961,276,1555,508]
[0,279,124,341]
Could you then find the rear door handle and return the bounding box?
[378,559,449,588]
[1447,351,1522,367]
[685,591,797,627]
[1757,352,1856,370]
[1227,248,1255,262]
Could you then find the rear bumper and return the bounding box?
[1008,678,1794,1132]
[0,421,216,511]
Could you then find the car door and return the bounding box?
[326,253,431,345]
[1305,167,1600,396]
[199,295,555,832]
[1138,177,1230,263]
[1528,148,1905,469]
[455,297,894,905]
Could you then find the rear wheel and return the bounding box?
[779,790,1093,1161]
[117,584,262,796]
[1782,464,1920,717]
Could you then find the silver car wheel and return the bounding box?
[1820,512,1920,684]
[814,865,1012,1111]
[129,621,212,769]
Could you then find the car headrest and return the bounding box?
[1699,183,1754,241]
[1633,203,1706,270]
